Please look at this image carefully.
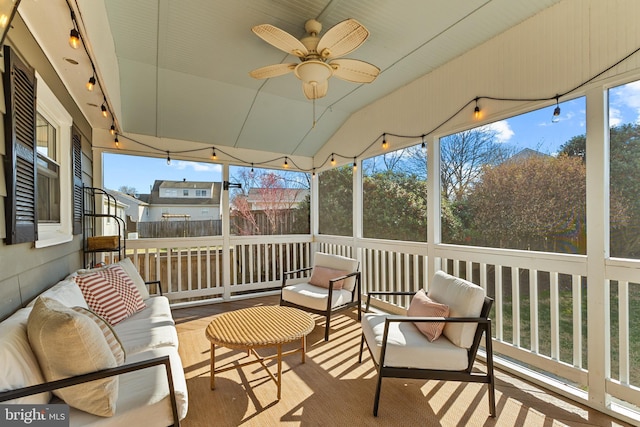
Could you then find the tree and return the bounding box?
[440,128,514,202]
[118,185,137,195]
[318,166,353,236]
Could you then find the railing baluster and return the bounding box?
[550,272,559,360]
[572,274,582,368]
[619,280,630,384]
[530,269,539,353]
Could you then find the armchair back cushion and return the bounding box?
[427,271,485,349]
[309,266,349,290]
[313,252,359,292]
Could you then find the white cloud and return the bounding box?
[609,106,622,127]
[172,161,222,173]
[480,120,514,143]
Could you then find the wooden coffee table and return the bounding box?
[205,305,315,399]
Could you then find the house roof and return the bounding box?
[147,180,223,206]
[247,188,310,204]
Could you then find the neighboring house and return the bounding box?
[142,180,223,221]
[246,188,309,211]
[106,190,150,234]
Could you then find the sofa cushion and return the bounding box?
[313,252,359,292]
[407,289,449,342]
[281,282,353,311]
[26,279,88,309]
[27,297,119,417]
[0,307,50,404]
[362,313,469,371]
[427,271,486,349]
[72,306,125,365]
[72,257,150,300]
[309,266,349,290]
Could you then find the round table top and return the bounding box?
[205,305,315,349]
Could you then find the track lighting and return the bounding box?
[552,96,561,123]
[474,98,480,119]
[331,153,336,166]
[69,28,80,49]
[166,152,171,165]
[109,124,115,136]
[382,133,388,149]
[101,103,108,118]
[86,76,96,91]
[211,148,217,160]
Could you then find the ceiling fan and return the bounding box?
[249,18,380,100]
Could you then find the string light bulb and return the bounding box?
[312,168,316,177]
[283,157,289,168]
[474,98,481,119]
[421,134,426,150]
[109,124,115,136]
[331,153,336,166]
[101,103,108,118]
[166,152,171,165]
[69,28,80,49]
[86,76,96,91]
[114,136,119,148]
[382,133,388,149]
[552,96,561,123]
[353,157,357,170]
[211,148,217,160]
[250,163,254,176]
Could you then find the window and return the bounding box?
[196,189,207,197]
[35,73,73,247]
[183,189,189,196]
[36,113,59,222]
[441,98,586,254]
[318,166,353,236]
[362,144,427,242]
[229,165,310,236]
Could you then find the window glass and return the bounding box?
[362,143,427,242]
[229,165,310,236]
[103,153,223,237]
[609,81,640,258]
[318,165,353,236]
[441,98,586,254]
[36,113,59,222]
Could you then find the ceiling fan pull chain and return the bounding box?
[312,89,317,128]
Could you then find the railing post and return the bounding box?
[221,164,232,300]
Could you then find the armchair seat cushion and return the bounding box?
[362,313,469,371]
[282,283,354,312]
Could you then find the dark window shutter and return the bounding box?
[72,129,83,234]
[3,45,37,244]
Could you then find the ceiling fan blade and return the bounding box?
[249,63,296,79]
[330,58,380,83]
[302,80,328,100]
[316,19,369,59]
[252,24,309,57]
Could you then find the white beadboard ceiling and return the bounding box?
[17,0,561,158]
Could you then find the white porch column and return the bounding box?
[585,86,610,409]
[221,164,231,301]
[426,135,441,281]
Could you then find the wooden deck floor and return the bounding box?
[173,295,632,427]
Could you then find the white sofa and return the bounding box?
[0,258,188,426]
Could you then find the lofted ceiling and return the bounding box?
[17,0,561,159]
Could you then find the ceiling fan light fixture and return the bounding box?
[294,60,333,85]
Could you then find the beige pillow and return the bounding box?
[407,289,450,342]
[72,306,125,365]
[27,297,119,417]
[309,266,349,290]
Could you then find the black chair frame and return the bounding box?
[359,291,495,417]
[280,266,362,341]
[0,355,181,426]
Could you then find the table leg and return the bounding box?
[210,342,216,390]
[301,336,306,363]
[277,343,282,400]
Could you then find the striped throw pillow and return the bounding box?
[407,289,450,342]
[103,265,146,315]
[75,271,130,325]
[72,306,125,365]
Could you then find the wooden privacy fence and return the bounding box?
[138,219,222,238]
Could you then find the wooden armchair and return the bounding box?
[359,270,495,417]
[280,252,361,341]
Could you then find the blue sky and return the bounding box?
[104,81,640,193]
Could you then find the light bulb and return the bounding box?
[382,135,388,150]
[474,105,480,119]
[331,154,336,166]
[69,29,80,49]
[166,153,171,165]
[114,137,119,148]
[109,125,115,136]
[552,105,561,123]
[211,148,217,160]
[86,76,96,91]
[353,158,357,170]
[101,104,108,118]
[283,157,289,168]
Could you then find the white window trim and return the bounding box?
[35,73,73,248]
